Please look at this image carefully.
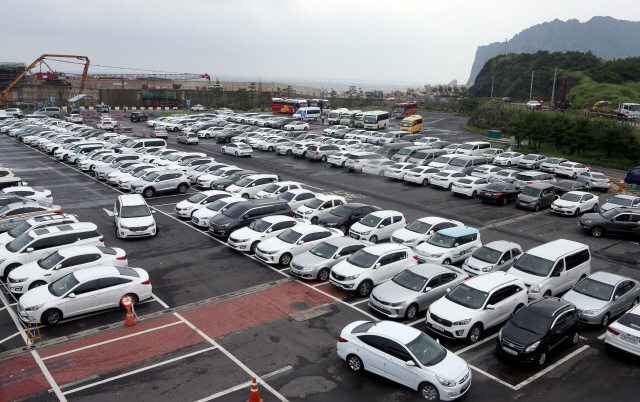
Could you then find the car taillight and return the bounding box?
[316,151,319,155]
[464,276,470,280]
[355,160,360,163]
[141,280,150,285]
[464,186,472,188]
[526,289,529,294]
[607,326,619,335]
[412,255,418,260]
[99,237,104,242]
[527,181,533,184]
[591,179,597,182]
[116,255,127,260]
[54,210,62,214]
[338,337,348,342]
[46,194,51,197]
[395,171,401,173]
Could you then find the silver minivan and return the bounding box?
[407,149,448,166]
[391,146,433,163]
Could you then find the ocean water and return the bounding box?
[214,75,436,92]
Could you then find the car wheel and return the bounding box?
[63,154,68,161]
[592,203,598,212]
[115,227,123,239]
[543,290,552,298]
[205,134,210,139]
[513,303,524,315]
[121,293,139,307]
[419,382,439,401]
[466,324,482,344]
[534,203,540,212]
[379,171,385,177]
[286,150,292,156]
[442,258,452,265]
[601,313,610,328]
[573,173,577,179]
[310,216,319,224]
[537,352,547,366]
[4,263,21,278]
[250,241,259,253]
[571,332,579,345]
[279,253,292,265]
[241,193,250,199]
[29,280,47,290]
[144,187,155,198]
[574,208,580,217]
[338,225,347,234]
[501,196,507,205]
[356,280,373,297]
[369,235,378,244]
[42,309,62,325]
[507,161,511,167]
[317,268,330,282]
[222,148,226,154]
[405,304,418,320]
[347,354,364,372]
[177,183,188,193]
[471,190,477,198]
[268,146,274,152]
[53,114,59,118]
[152,225,159,236]
[590,226,604,237]
[341,161,346,167]
[631,298,639,309]
[235,151,239,156]
[321,155,327,162]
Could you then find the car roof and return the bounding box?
[527,239,588,260]
[30,222,97,237]
[407,263,452,277]
[260,215,298,224]
[483,240,519,252]
[5,201,52,209]
[244,174,277,180]
[610,194,638,200]
[291,224,330,234]
[438,226,479,237]
[118,194,147,206]
[362,243,410,255]
[517,171,543,177]
[321,237,364,247]
[527,182,554,189]
[526,297,573,316]
[368,210,402,218]
[58,245,107,257]
[366,321,421,344]
[587,271,629,286]
[467,272,522,292]
[74,266,122,281]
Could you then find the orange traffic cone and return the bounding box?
[246,378,263,402]
[142,129,146,138]
[121,296,136,327]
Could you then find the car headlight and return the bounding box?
[25,304,44,311]
[221,223,230,228]
[482,266,493,272]
[431,253,443,258]
[344,274,359,281]
[304,210,312,215]
[583,309,601,315]
[530,284,543,293]
[183,206,193,210]
[525,340,540,353]
[498,327,503,340]
[325,222,337,226]
[120,224,129,230]
[582,219,592,224]
[453,318,471,326]
[389,301,406,307]
[435,375,457,387]
[360,230,371,235]
[10,277,28,283]
[403,238,417,243]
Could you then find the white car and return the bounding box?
[191,196,245,227]
[493,152,524,167]
[551,191,599,216]
[2,186,52,204]
[174,190,232,218]
[255,225,342,265]
[324,125,347,136]
[416,226,482,266]
[114,194,157,238]
[293,194,346,224]
[383,163,417,179]
[96,118,117,131]
[7,246,127,295]
[451,177,489,198]
[337,321,472,400]
[327,152,352,167]
[428,154,458,170]
[605,304,640,357]
[488,169,519,184]
[426,272,529,344]
[119,167,166,190]
[277,188,318,210]
[78,152,115,171]
[362,160,395,175]
[470,165,501,178]
[222,142,253,156]
[349,210,406,244]
[259,138,290,151]
[141,149,179,164]
[329,244,418,297]
[461,241,523,276]
[226,174,278,199]
[430,170,468,189]
[192,104,204,111]
[527,100,541,108]
[18,266,152,325]
[255,181,302,199]
[228,216,303,253]
[284,121,310,131]
[391,217,463,250]
[155,152,207,167]
[195,166,239,188]
[555,162,589,179]
[344,152,381,172]
[402,166,441,185]
[481,148,503,162]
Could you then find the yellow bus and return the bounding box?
[400,115,423,133]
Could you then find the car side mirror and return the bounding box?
[428,230,434,235]
[614,295,620,301]
[266,228,272,233]
[113,212,118,217]
[319,207,324,210]
[379,225,385,228]
[54,264,62,270]
[454,243,459,247]
[26,247,34,253]
[551,271,561,277]
[405,360,416,367]
[423,287,432,293]
[297,240,304,245]
[374,263,380,269]
[251,183,255,186]
[334,254,341,259]
[151,210,156,214]
[67,293,76,299]
[500,260,505,265]
[485,304,496,310]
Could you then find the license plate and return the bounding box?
[133,232,144,236]
[620,334,639,345]
[461,380,470,393]
[330,280,340,287]
[432,323,445,332]
[350,234,359,239]
[370,300,383,308]
[502,346,518,355]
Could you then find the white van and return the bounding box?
[293,107,321,122]
[328,108,348,125]
[507,239,591,300]
[455,141,492,156]
[119,138,167,154]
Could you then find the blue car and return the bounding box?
[624,167,640,185]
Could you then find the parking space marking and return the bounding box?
[512,345,590,390]
[350,299,369,305]
[32,350,68,401]
[41,321,183,361]
[478,210,547,231]
[303,184,324,191]
[62,346,218,396]
[196,365,293,402]
[455,333,498,356]
[406,320,422,327]
[0,332,21,344]
[0,285,27,344]
[469,364,517,390]
[598,333,606,340]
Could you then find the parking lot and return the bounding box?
[1,110,639,402]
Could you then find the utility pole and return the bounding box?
[529,71,534,100]
[490,76,495,98]
[550,66,558,104]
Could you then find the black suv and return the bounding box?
[208,199,290,237]
[496,298,581,366]
[130,112,148,122]
[271,118,296,129]
[318,203,381,234]
[216,130,243,143]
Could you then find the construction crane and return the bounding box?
[0,54,90,103]
[552,77,571,110]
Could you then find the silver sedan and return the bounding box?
[561,271,640,327]
[289,237,368,281]
[369,264,467,320]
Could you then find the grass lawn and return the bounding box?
[513,142,637,171]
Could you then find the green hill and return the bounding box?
[469,51,640,109]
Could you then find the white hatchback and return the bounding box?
[349,210,406,244]
[493,152,524,167]
[391,217,463,250]
[255,225,342,265]
[227,216,302,253]
[555,162,589,179]
[383,163,417,179]
[2,186,52,204]
[403,166,440,185]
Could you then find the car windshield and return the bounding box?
[168,154,183,161]
[110,161,125,168]
[121,165,137,173]
[120,205,151,218]
[159,154,174,160]
[523,155,537,160]
[304,198,323,209]
[592,173,607,179]
[38,251,65,270]
[472,246,502,263]
[509,309,553,335]
[545,158,562,164]
[427,232,457,248]
[124,140,136,147]
[346,249,378,268]
[446,283,488,309]
[608,196,633,206]
[248,218,271,233]
[133,170,149,178]
[406,220,432,234]
[276,229,302,244]
[263,184,280,193]
[277,191,294,202]
[433,156,452,164]
[7,221,33,238]
[102,155,117,163]
[397,148,412,155]
[195,164,211,172]
[179,159,194,166]
[521,187,541,197]
[310,242,339,259]
[572,278,614,301]
[188,193,207,203]
[406,332,446,366]
[412,152,430,159]
[561,193,582,202]
[48,273,80,297]
[144,172,160,182]
[204,199,230,212]
[330,205,352,218]
[617,312,640,330]
[512,254,554,277]
[559,162,573,167]
[393,270,428,292]
[359,214,383,227]
[448,158,470,167]
[235,177,254,187]
[6,233,33,253]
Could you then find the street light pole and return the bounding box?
[529,71,534,101]
[490,76,495,99]
[550,66,558,104]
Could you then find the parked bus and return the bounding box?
[618,103,640,119]
[393,101,418,118]
[340,110,361,126]
[363,111,390,130]
[307,99,332,113]
[400,114,423,133]
[271,97,290,113]
[328,108,348,124]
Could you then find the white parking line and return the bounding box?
[32,350,68,401]
[512,345,590,390]
[455,333,498,356]
[350,299,369,305]
[406,320,422,327]
[0,332,20,344]
[195,365,293,401]
[598,333,606,340]
[62,346,218,395]
[469,364,517,390]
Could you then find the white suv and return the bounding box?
[114,194,157,238]
[349,210,406,244]
[426,272,529,343]
[416,227,482,266]
[390,217,463,250]
[294,195,346,224]
[330,244,418,297]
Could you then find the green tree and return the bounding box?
[565,117,595,155]
[236,88,250,110]
[274,87,282,98]
[247,82,257,109]
[283,86,294,97]
[329,88,337,104]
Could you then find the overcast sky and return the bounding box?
[4,0,639,85]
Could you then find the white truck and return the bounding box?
[618,103,640,119]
